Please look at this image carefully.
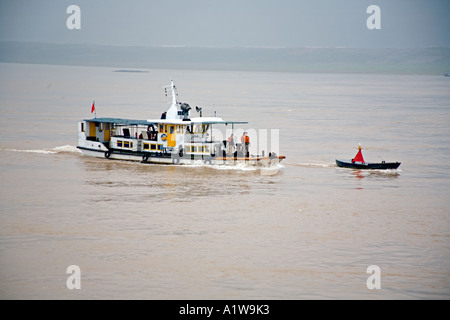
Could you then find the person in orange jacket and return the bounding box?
[241,132,250,157]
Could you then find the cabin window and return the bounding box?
[143,143,149,150]
[81,123,85,132]
[105,123,110,130]
[124,141,130,148]
[130,142,133,148]
[117,140,123,147]
[151,144,157,150]
[164,125,168,133]
[204,146,210,153]
[176,125,181,133]
[169,126,174,134]
[159,125,164,133]
[191,146,197,153]
[157,144,163,151]
[199,146,204,153]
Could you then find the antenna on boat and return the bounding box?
[195,106,202,117]
[165,80,179,120]
[170,80,177,103]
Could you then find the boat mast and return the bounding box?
[165,80,179,120]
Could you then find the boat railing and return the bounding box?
[184,133,210,143]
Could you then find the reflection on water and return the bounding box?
[349,169,401,180]
[335,166,401,183]
[80,156,263,203]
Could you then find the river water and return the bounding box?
[0,62,449,299]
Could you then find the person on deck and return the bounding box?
[241,132,250,157]
[227,134,235,154]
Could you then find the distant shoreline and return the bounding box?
[113,69,149,73]
[1,41,449,75]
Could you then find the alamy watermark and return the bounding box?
[66,5,81,30]
[167,127,282,170]
[66,265,81,290]
[366,5,381,30]
[65,265,380,291]
[66,5,381,31]
[366,265,381,290]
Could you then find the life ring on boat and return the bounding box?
[204,158,212,165]
[142,154,149,162]
[105,151,111,159]
[172,156,180,165]
[161,133,167,141]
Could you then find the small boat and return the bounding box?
[336,145,400,170]
[77,81,285,166]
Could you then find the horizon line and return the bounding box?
[1,40,449,50]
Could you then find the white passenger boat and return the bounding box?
[77,81,285,166]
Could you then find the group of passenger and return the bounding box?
[134,124,251,157]
[227,132,250,157]
[137,125,158,141]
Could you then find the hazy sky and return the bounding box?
[0,0,449,48]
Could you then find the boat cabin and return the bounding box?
[78,116,247,160]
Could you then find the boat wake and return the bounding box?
[209,163,258,171]
[176,161,285,172]
[50,145,82,153]
[364,168,402,176]
[289,162,335,168]
[1,145,81,155]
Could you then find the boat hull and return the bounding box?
[336,159,400,170]
[78,146,285,166]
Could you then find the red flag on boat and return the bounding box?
[352,146,365,163]
[91,101,95,113]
